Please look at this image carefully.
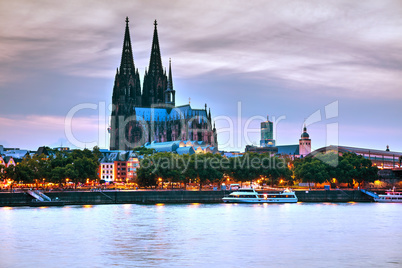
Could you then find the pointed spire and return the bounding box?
[167,58,173,91]
[148,19,163,76]
[119,17,136,77]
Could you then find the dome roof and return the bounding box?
[301,132,310,138]
[301,125,309,139]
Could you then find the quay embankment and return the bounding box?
[0,189,374,207]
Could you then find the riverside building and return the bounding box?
[245,116,312,158]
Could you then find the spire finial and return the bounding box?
[154,19,157,27]
[126,17,129,25]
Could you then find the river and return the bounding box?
[0,203,401,267]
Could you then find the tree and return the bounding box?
[133,146,156,155]
[51,166,66,184]
[136,156,158,188]
[0,164,6,181]
[259,155,291,187]
[338,152,378,187]
[294,157,330,187]
[181,154,197,188]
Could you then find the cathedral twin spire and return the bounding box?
[120,17,135,76]
[112,17,141,107]
[114,17,175,108]
[148,20,163,77]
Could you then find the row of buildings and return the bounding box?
[0,139,219,184]
[1,139,402,184]
[245,116,312,158]
[0,145,141,183]
[242,117,402,179]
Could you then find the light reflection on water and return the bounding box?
[0,203,401,267]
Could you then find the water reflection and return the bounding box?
[0,203,401,267]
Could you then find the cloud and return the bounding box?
[0,114,109,149]
[0,0,401,151]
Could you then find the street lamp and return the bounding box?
[158,178,162,189]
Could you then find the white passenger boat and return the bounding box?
[222,188,298,203]
[374,191,402,203]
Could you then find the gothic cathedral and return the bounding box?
[110,18,217,150]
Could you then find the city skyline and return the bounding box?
[0,0,401,152]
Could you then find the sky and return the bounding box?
[0,0,401,152]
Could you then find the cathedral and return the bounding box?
[110,18,217,150]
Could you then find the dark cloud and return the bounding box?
[0,0,401,151]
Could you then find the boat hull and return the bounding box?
[222,197,297,203]
[374,199,402,203]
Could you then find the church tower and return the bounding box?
[299,125,311,157]
[110,17,141,150]
[142,20,168,107]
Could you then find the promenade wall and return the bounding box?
[0,190,373,207]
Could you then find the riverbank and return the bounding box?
[0,189,375,207]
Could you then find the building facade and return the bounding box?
[260,116,276,147]
[110,18,217,150]
[99,151,139,182]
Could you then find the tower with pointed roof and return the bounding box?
[142,20,168,107]
[299,125,311,157]
[110,17,142,150]
[113,17,141,107]
[164,58,175,106]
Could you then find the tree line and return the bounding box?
[136,152,291,189]
[293,152,378,187]
[1,147,378,189]
[136,151,378,188]
[0,147,101,188]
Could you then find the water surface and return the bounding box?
[0,203,401,267]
